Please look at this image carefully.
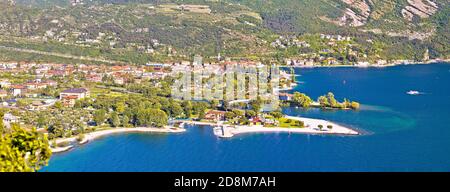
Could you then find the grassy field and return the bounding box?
[276,117,305,128]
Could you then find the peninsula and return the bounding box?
[225,116,359,137]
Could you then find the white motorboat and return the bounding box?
[407,90,420,95]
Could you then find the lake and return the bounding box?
[42,63,450,172]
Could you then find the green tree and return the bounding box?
[54,101,63,110]
[136,109,168,127]
[122,115,130,127]
[238,117,250,125]
[292,92,313,108]
[232,109,244,117]
[115,102,126,114]
[318,124,323,130]
[246,110,257,118]
[295,120,305,128]
[182,101,192,118]
[16,100,29,108]
[74,100,82,109]
[93,109,107,126]
[0,125,52,172]
[198,109,206,120]
[270,111,283,119]
[47,122,64,139]
[210,99,219,109]
[159,98,171,115]
[193,102,208,117]
[225,111,236,120]
[318,96,329,107]
[170,102,183,118]
[327,92,338,107]
[0,112,5,134]
[109,112,120,127]
[250,97,263,113]
[151,109,168,127]
[351,101,360,109]
[343,98,351,108]
[36,114,47,128]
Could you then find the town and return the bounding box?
[0,56,361,147]
[2,0,446,173]
[0,28,427,145]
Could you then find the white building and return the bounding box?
[60,88,90,99]
[0,80,11,88]
[3,113,19,128]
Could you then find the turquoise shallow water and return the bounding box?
[42,63,450,172]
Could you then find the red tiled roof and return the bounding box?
[63,95,79,100]
[11,85,26,89]
[279,93,294,97]
[206,110,226,115]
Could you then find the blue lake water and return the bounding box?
[42,63,450,172]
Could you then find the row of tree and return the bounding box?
[291,91,360,110]
[318,92,360,109]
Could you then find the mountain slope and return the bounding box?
[0,0,448,64]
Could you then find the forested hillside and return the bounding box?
[0,0,447,64]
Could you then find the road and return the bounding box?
[0,45,125,64]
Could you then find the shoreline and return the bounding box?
[51,127,186,153]
[284,59,450,69]
[221,116,358,138]
[51,116,359,152]
[180,117,359,138]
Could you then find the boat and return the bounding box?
[407,90,420,95]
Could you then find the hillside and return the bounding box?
[0,0,448,65]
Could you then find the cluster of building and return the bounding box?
[285,58,316,67]
[271,34,352,50]
[70,0,85,6]
[0,61,174,84]
[0,55,300,129]
[2,112,19,129]
[203,110,279,127]
[0,52,302,109]
[0,58,278,108]
[0,79,58,98]
[59,88,90,107]
[271,36,311,49]
[319,34,352,42]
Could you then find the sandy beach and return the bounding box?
[51,127,186,153]
[51,145,74,153]
[214,116,358,138]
